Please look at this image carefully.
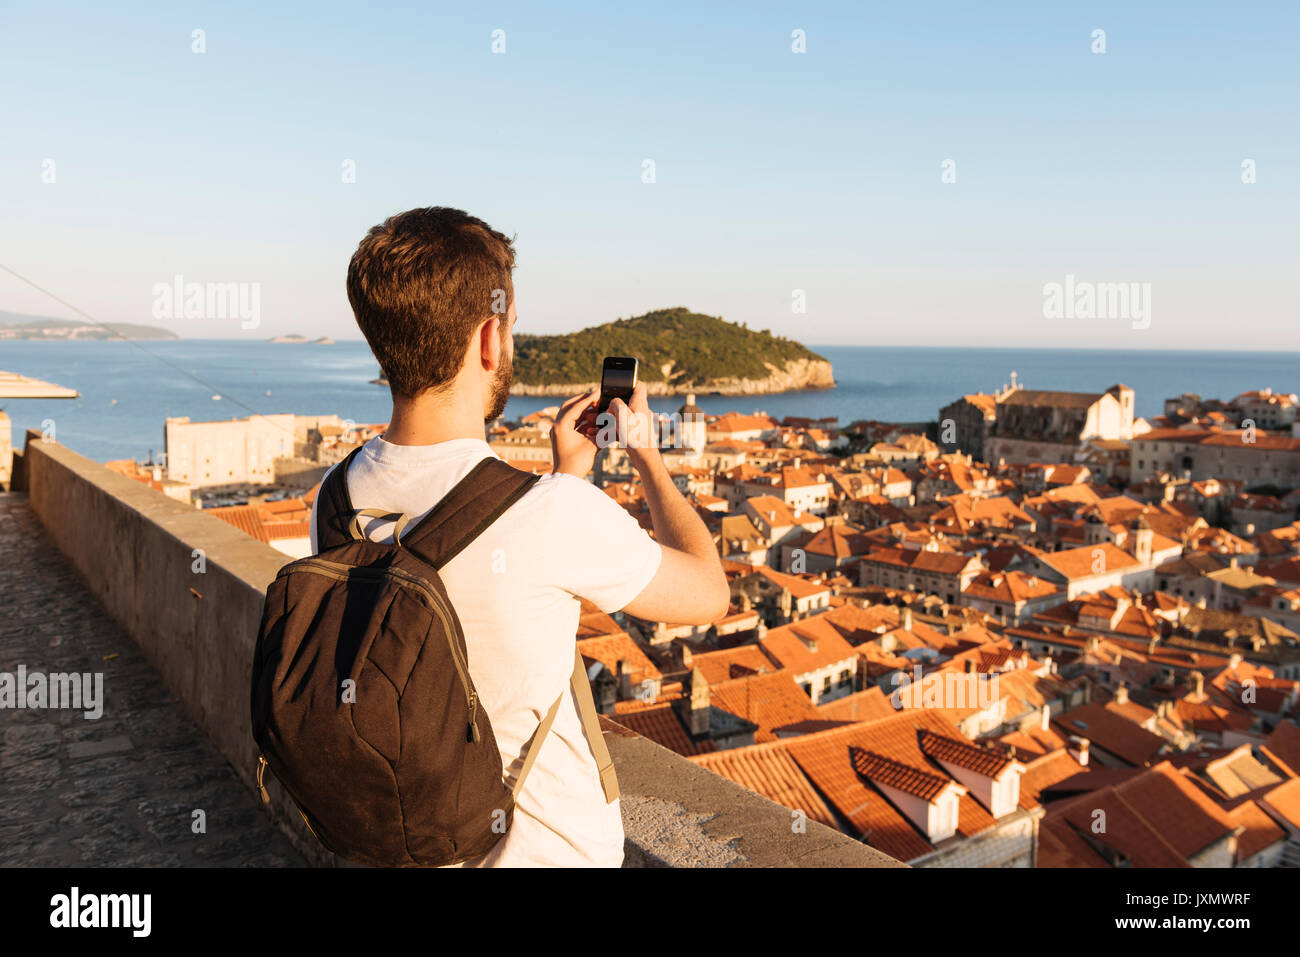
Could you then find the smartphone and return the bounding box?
[597,356,638,416]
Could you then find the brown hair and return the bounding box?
[346,207,515,399]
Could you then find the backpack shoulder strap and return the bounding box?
[511,648,620,804]
[400,456,540,570]
[315,446,365,550]
[570,647,620,803]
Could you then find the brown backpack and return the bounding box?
[250,448,619,867]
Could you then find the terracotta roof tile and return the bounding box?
[689,747,840,830]
[850,746,953,801]
[918,728,1016,777]
[606,704,716,757]
[709,670,824,742]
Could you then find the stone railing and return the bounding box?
[15,432,902,868]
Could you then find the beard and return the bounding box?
[485,346,512,423]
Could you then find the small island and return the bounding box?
[508,307,833,396]
[269,334,334,344]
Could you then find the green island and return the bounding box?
[507,307,834,396]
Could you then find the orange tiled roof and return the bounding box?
[608,704,717,757]
[1017,748,1089,805]
[861,545,980,576]
[689,645,776,685]
[759,616,860,675]
[710,412,780,434]
[708,670,824,742]
[689,747,840,830]
[850,746,954,801]
[964,569,1061,603]
[576,633,660,685]
[1260,777,1300,829]
[1053,702,1166,766]
[1038,542,1139,580]
[816,685,897,722]
[793,523,874,559]
[1260,720,1300,778]
[918,728,1016,777]
[785,711,1004,847]
[747,564,833,599]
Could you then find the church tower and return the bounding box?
[676,393,707,452]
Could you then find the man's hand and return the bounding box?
[551,388,600,478]
[607,382,662,471]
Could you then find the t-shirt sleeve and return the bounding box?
[546,473,663,613]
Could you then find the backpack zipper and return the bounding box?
[279,558,481,744]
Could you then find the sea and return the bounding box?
[1,339,1297,464]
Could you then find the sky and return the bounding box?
[1,1,1297,349]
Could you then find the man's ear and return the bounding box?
[478,314,503,370]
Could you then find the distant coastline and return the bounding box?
[0,311,177,341]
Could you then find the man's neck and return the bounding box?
[382,392,486,447]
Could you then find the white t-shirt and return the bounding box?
[308,435,662,867]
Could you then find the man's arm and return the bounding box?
[551,381,730,625]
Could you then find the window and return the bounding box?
[839,669,852,685]
[822,675,832,693]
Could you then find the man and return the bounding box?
[310,207,730,867]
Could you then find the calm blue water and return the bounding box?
[1,339,1296,463]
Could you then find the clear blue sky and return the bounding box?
[1,1,1296,348]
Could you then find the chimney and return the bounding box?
[901,607,913,631]
[1228,652,1242,669]
[1115,684,1129,705]
[1229,555,1238,570]
[617,659,634,699]
[1189,671,1204,699]
[965,658,978,674]
[1040,705,1051,731]
[1067,735,1091,767]
[676,667,710,737]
